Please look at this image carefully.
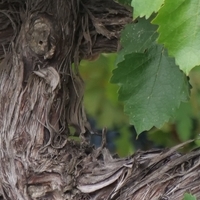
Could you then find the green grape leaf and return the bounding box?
[116,17,158,64]
[131,0,164,19]
[112,45,189,133]
[183,193,197,200]
[112,18,189,134]
[152,0,200,75]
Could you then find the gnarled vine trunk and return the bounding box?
[0,0,200,200]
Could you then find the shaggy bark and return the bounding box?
[0,0,200,200]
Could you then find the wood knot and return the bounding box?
[26,15,58,60]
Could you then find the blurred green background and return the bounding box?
[79,54,200,157]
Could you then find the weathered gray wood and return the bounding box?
[0,0,132,199]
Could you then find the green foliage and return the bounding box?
[81,0,200,151]
[152,0,200,75]
[183,193,197,200]
[150,67,200,148]
[111,0,200,135]
[116,17,157,63]
[130,0,200,75]
[80,54,128,128]
[115,126,134,157]
[174,102,193,141]
[112,48,189,133]
[81,58,200,154]
[111,18,189,133]
[131,0,164,19]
